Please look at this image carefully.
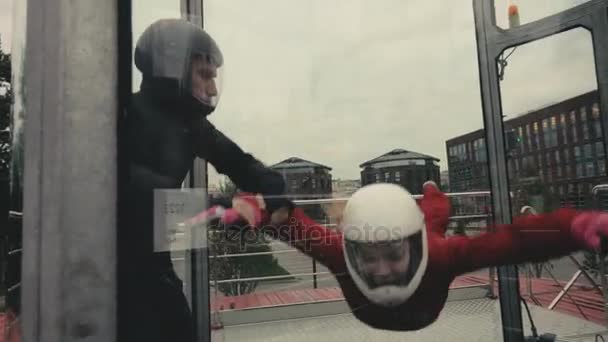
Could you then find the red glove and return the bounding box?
[229,192,267,227]
[179,205,241,227]
[178,193,264,228]
[571,211,608,251]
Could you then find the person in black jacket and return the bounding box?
[118,18,287,342]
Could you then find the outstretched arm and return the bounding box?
[193,118,286,202]
[418,181,451,236]
[447,208,583,275]
[262,208,347,274]
[261,203,440,332]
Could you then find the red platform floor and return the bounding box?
[1,274,605,341]
[211,274,608,325]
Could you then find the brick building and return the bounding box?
[446,90,607,209]
[270,157,333,198]
[359,149,440,194]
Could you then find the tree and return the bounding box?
[0,36,11,301]
[0,37,11,183]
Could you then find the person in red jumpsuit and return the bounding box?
[191,181,608,331]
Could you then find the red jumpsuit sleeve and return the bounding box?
[418,184,451,235]
[447,208,584,275]
[262,207,347,274]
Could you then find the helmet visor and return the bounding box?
[344,232,424,290]
[189,52,224,108]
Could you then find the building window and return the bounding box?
[600,160,607,176]
[584,144,594,177]
[551,116,558,147]
[542,118,556,148]
[533,122,540,149]
[518,127,524,153]
[596,141,605,159]
[586,162,595,177]
[395,171,401,182]
[592,103,602,138]
[375,174,380,183]
[571,111,578,143]
[542,119,549,148]
[385,172,390,182]
[560,113,568,144]
[581,107,590,141]
[584,143,593,159]
[594,120,602,138]
[312,179,316,189]
[576,163,584,178]
[554,150,560,164]
[526,124,532,150]
[574,146,581,162]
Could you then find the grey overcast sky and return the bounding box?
[2,0,598,187]
[0,0,12,52]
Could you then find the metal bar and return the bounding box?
[8,211,22,218]
[7,283,21,293]
[592,186,608,325]
[546,267,590,321]
[569,255,603,294]
[173,213,492,238]
[473,1,524,340]
[592,184,608,197]
[312,259,318,289]
[600,238,608,325]
[180,2,210,340]
[8,249,22,256]
[292,191,492,205]
[492,1,598,53]
[548,270,583,310]
[214,271,332,284]
[21,0,119,340]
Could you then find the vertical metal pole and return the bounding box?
[473,1,524,340]
[20,0,119,340]
[597,236,608,325]
[181,1,211,340]
[590,7,608,326]
[312,259,318,289]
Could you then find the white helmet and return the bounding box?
[340,183,428,307]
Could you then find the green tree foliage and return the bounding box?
[209,177,291,296]
[0,37,11,181]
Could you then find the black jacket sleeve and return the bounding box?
[193,118,287,204]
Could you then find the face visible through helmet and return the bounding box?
[351,238,411,288]
[190,54,221,108]
[340,184,428,307]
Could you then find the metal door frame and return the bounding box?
[473,1,608,341]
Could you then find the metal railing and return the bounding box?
[593,185,608,324]
[518,185,608,324]
[202,190,496,303]
[5,211,23,314]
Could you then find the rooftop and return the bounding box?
[271,157,332,171]
[360,149,440,168]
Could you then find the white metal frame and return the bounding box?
[19,0,119,341]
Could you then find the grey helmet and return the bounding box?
[135,19,224,116]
